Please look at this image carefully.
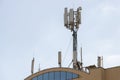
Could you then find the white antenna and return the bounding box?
[102,56,103,67]
[38,63,40,71]
[76,7,82,28]
[80,47,83,68]
[31,57,34,74]
[97,56,103,68]
[64,8,68,27]
[58,51,62,67]
[69,9,74,30]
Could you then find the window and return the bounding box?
[67,72,73,80]
[32,71,79,80]
[73,73,78,79]
[32,77,37,80]
[43,73,48,80]
[61,71,66,80]
[38,75,42,80]
[49,72,54,80]
[55,72,60,80]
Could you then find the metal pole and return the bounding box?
[73,29,78,69]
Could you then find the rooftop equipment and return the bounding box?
[97,56,103,68]
[64,7,82,70]
[31,57,34,74]
[58,51,62,67]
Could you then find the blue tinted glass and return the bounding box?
[43,73,48,80]
[61,71,66,80]
[38,75,42,80]
[72,73,78,79]
[55,72,60,80]
[67,72,72,80]
[49,72,54,80]
[32,71,78,80]
[32,77,37,80]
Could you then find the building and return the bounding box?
[25,66,120,80]
[24,3,120,80]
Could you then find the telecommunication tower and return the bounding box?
[64,7,82,70]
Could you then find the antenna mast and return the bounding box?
[64,7,82,69]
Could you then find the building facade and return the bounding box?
[25,66,120,80]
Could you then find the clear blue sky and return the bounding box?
[0,0,120,80]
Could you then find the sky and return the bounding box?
[0,0,120,80]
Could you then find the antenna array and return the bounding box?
[64,7,82,31]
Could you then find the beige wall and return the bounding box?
[105,66,120,80]
[88,68,105,80]
[87,66,120,80]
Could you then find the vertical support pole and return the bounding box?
[73,30,78,69]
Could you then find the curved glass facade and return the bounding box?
[32,71,79,80]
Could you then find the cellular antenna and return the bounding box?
[58,51,62,67]
[80,47,83,69]
[31,57,34,74]
[38,63,40,71]
[97,56,103,68]
[64,7,82,70]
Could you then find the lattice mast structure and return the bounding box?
[64,7,82,70]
